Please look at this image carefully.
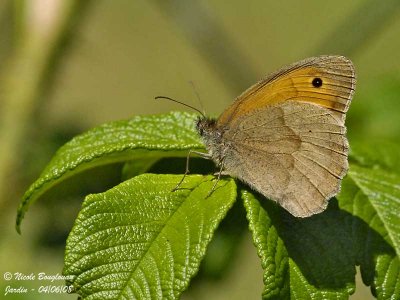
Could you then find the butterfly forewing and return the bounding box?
[217,55,355,127]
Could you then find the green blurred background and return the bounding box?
[0,1,399,299]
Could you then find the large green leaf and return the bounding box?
[63,174,236,299]
[338,173,400,299]
[243,191,356,299]
[243,162,400,299]
[16,111,203,233]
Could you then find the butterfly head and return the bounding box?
[196,116,225,161]
[196,117,217,138]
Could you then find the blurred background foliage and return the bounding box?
[0,0,399,299]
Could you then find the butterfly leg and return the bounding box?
[207,163,225,197]
[172,150,212,191]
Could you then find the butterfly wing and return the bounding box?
[219,55,355,217]
[217,55,355,127]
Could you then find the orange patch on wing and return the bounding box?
[217,59,355,127]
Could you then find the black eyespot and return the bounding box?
[312,77,323,88]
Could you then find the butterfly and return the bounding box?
[195,55,356,217]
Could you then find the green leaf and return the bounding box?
[338,174,400,299]
[63,174,236,299]
[16,111,203,233]
[335,140,400,298]
[344,166,400,300]
[243,191,356,299]
[242,190,289,299]
[349,140,400,173]
[347,165,400,257]
[244,162,400,299]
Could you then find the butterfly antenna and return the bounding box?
[188,81,206,116]
[155,96,206,118]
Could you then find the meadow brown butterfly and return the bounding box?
[194,55,356,217]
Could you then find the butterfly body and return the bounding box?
[197,55,356,217]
